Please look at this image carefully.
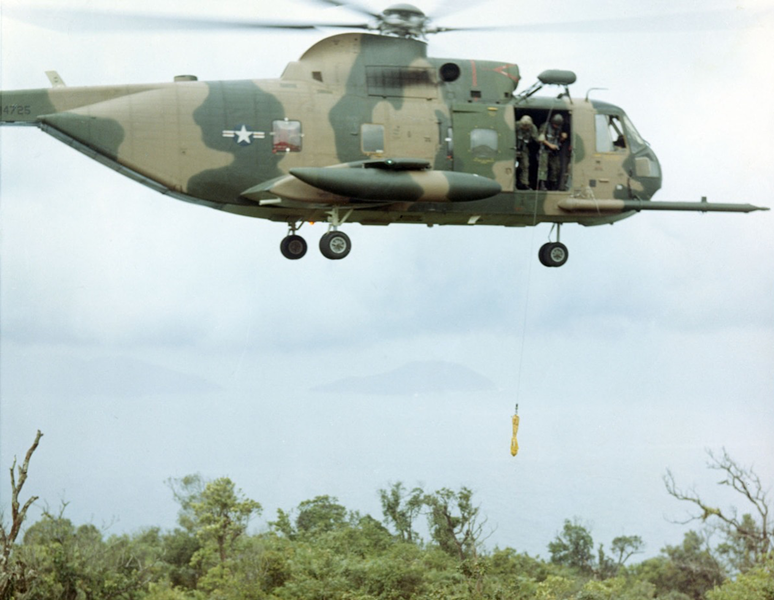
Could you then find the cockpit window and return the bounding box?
[595,114,627,152]
[622,114,647,152]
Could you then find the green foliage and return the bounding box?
[632,531,724,600]
[166,474,207,533]
[182,477,262,596]
[612,535,645,567]
[548,519,595,575]
[270,509,294,539]
[379,482,424,544]
[142,582,195,600]
[18,511,166,600]
[486,546,550,581]
[716,513,767,574]
[535,574,577,599]
[161,528,200,589]
[575,576,659,600]
[294,495,348,538]
[706,556,774,600]
[8,463,770,600]
[422,487,484,563]
[547,522,645,581]
[595,543,618,580]
[11,504,729,600]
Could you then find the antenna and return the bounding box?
[585,87,608,102]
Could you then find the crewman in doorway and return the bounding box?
[538,114,568,190]
[516,115,538,190]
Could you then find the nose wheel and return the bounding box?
[538,224,569,267]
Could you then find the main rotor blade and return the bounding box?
[426,0,479,21]
[310,0,382,19]
[5,6,371,33]
[444,8,769,35]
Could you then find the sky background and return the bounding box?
[1,0,772,559]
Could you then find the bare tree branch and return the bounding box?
[664,448,772,570]
[1,430,44,600]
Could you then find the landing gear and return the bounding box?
[280,234,308,260]
[280,222,308,260]
[278,208,354,260]
[539,242,569,267]
[538,224,569,267]
[319,207,353,261]
[319,231,351,260]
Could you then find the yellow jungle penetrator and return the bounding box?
[510,404,520,457]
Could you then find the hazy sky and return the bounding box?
[1,0,772,559]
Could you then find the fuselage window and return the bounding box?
[470,128,498,159]
[272,120,302,153]
[361,124,385,154]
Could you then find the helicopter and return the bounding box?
[0,2,768,267]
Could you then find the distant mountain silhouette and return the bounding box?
[311,360,496,395]
[4,353,220,397]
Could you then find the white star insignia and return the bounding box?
[222,125,266,146]
[235,125,252,145]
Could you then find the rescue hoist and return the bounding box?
[510,403,520,457]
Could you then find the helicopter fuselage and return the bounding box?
[0,32,765,264]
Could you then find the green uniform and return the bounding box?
[539,121,565,190]
[516,123,538,188]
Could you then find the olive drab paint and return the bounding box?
[0,27,767,265]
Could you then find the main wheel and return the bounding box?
[280,234,307,260]
[538,243,552,267]
[319,231,351,260]
[538,242,569,267]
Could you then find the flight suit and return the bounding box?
[516,123,538,189]
[538,121,566,190]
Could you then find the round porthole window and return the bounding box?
[439,63,461,82]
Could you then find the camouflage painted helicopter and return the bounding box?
[1,2,768,266]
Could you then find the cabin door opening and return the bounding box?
[515,108,572,192]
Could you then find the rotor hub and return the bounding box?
[380,3,429,37]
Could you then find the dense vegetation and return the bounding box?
[1,435,771,600]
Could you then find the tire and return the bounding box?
[538,243,552,267]
[280,234,307,260]
[319,231,351,260]
[542,242,568,267]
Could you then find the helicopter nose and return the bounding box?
[634,149,662,199]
